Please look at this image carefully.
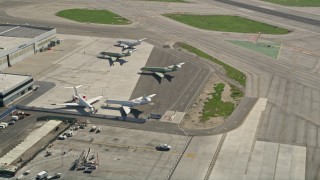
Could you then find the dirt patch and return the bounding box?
[221,83,234,103]
[181,74,236,130]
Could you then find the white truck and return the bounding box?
[0,122,8,128]
[36,171,48,180]
[12,115,19,121]
[47,173,61,179]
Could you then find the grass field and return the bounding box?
[178,42,246,86]
[201,83,235,121]
[164,14,289,34]
[262,0,320,6]
[230,85,243,101]
[56,9,131,25]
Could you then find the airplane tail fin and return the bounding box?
[172,62,185,70]
[65,85,82,96]
[138,38,147,42]
[144,94,156,102]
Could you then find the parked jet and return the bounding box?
[106,94,156,114]
[115,38,147,50]
[140,62,185,78]
[97,50,135,66]
[52,85,103,114]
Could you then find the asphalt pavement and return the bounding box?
[214,0,320,26]
[1,0,320,178]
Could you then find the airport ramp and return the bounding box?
[0,120,61,165]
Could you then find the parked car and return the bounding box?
[58,135,67,140]
[23,170,30,175]
[83,168,93,174]
[156,144,171,151]
[64,130,73,137]
[8,121,15,125]
[90,126,97,132]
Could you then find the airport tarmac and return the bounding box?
[1,0,320,179]
[3,33,213,120]
[3,34,154,117]
[15,124,189,180]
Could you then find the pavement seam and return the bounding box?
[203,132,227,180]
[166,136,193,180]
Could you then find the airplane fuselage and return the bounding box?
[141,67,174,73]
[77,96,95,113]
[117,41,140,47]
[104,52,126,58]
[107,99,148,107]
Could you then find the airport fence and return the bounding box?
[0,105,146,124]
[15,105,146,123]
[37,115,77,124]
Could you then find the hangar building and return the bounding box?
[0,23,56,106]
[0,23,56,70]
[0,73,34,106]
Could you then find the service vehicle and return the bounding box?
[156,144,171,151]
[0,122,8,127]
[58,135,67,140]
[12,115,19,121]
[36,171,48,180]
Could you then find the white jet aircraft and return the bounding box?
[52,85,103,114]
[115,38,147,50]
[106,94,156,114]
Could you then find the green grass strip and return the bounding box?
[56,9,131,25]
[201,83,235,121]
[163,14,289,34]
[262,0,320,6]
[179,42,246,86]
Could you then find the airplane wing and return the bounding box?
[122,106,131,114]
[53,102,80,106]
[154,72,165,78]
[87,96,103,105]
[131,96,143,102]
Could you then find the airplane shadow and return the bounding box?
[164,74,174,82]
[97,56,128,66]
[63,99,75,103]
[101,105,143,119]
[51,106,91,115]
[130,108,144,119]
[108,58,128,66]
[119,108,143,119]
[100,105,120,111]
[138,72,175,83]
